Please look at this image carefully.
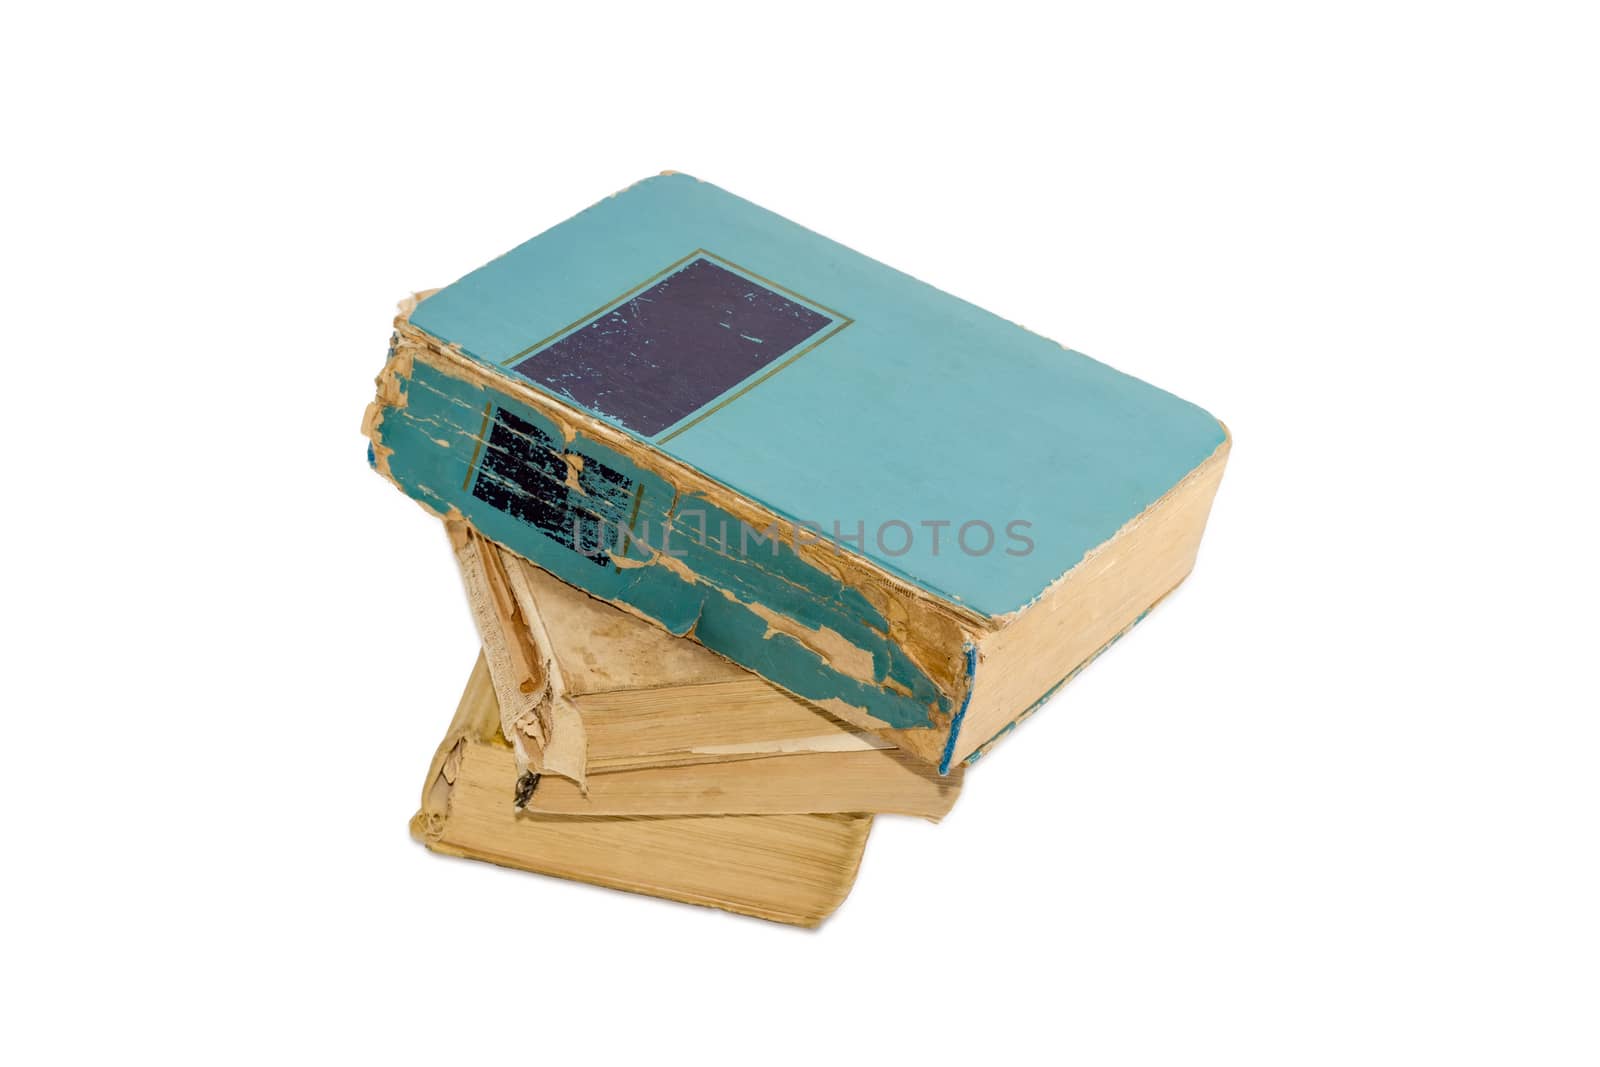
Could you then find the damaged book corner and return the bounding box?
[365,172,1230,926]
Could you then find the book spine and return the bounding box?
[367,344,956,739]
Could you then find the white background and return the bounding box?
[5,2,1596,1063]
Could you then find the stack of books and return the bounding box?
[365,174,1229,925]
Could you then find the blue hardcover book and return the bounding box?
[364,174,1230,771]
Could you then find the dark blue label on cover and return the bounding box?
[506,253,842,438]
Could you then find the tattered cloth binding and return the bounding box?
[365,173,1230,770]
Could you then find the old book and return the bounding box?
[447,522,962,819]
[412,656,871,926]
[365,173,1230,770]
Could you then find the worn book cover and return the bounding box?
[365,173,1230,770]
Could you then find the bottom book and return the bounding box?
[411,659,873,927]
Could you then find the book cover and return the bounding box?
[366,173,1229,769]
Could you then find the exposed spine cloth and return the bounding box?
[446,520,587,794]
